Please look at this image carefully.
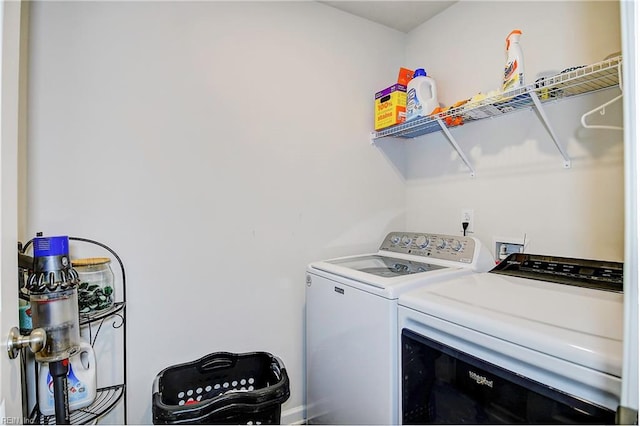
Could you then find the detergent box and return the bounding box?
[374,68,413,131]
[374,84,407,131]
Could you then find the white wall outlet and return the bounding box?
[461,208,474,233]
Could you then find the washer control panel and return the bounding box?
[380,232,476,263]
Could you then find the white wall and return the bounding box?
[25,2,407,423]
[400,1,624,261]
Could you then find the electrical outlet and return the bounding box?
[461,208,474,233]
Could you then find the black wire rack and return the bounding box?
[20,236,128,425]
[31,385,125,425]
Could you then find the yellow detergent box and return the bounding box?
[374,84,407,130]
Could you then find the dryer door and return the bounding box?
[401,329,615,424]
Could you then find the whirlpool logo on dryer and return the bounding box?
[469,371,493,388]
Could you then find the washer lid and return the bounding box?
[327,254,446,278]
[399,272,624,377]
[309,252,465,298]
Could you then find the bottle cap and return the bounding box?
[413,68,427,77]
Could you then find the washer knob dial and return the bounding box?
[436,238,448,250]
[414,235,429,249]
[401,235,412,246]
[390,235,401,245]
[451,239,463,251]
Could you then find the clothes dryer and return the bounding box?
[398,253,624,424]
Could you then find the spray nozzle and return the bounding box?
[506,29,522,50]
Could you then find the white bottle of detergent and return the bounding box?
[406,68,439,121]
[502,29,525,92]
[38,340,97,415]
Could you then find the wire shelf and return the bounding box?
[371,55,622,141]
[79,301,125,326]
[32,384,125,425]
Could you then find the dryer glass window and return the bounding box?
[401,329,615,424]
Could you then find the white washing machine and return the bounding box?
[305,231,494,425]
[398,252,624,424]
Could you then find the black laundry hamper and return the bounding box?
[152,351,290,425]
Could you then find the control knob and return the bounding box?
[414,235,430,249]
[451,240,463,252]
[436,238,448,250]
[401,235,412,246]
[389,235,401,245]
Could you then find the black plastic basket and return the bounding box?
[152,351,290,425]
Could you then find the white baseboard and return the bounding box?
[281,404,305,425]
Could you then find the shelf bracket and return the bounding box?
[529,92,571,169]
[436,119,476,177]
[369,131,377,145]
